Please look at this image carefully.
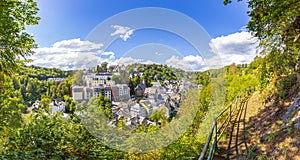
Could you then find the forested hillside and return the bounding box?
[125,63,196,87]
[11,65,72,104]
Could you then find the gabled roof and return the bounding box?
[135,83,146,91]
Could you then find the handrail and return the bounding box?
[198,96,242,160]
[199,120,216,160]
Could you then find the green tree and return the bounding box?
[112,74,122,84]
[56,76,72,99]
[101,62,108,72]
[0,0,40,75]
[225,0,300,74]
[12,77,20,90]
[150,108,168,124]
[0,78,25,128]
[72,70,83,85]
[97,94,113,119]
[64,95,77,114]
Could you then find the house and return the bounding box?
[134,83,147,97]
[47,78,66,82]
[130,103,141,118]
[144,87,158,99]
[144,81,167,100]
[72,71,132,102]
[129,70,139,78]
[95,72,113,80]
[71,86,94,101]
[115,107,131,121]
[94,85,112,100]
[198,85,203,89]
[24,100,40,114]
[72,85,112,101]
[50,98,66,113]
[130,101,153,119]
[62,113,71,119]
[32,100,40,112]
[139,100,153,118]
[47,78,66,86]
[111,84,130,102]
[72,86,84,101]
[83,72,114,87]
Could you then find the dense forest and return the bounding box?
[1,0,299,159]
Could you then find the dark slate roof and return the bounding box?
[73,87,84,92]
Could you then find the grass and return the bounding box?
[264,133,278,142]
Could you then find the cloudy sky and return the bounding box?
[27,0,259,71]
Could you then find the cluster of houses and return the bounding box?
[71,67,197,129]
[24,98,70,118]
[24,78,71,117]
[110,79,196,129]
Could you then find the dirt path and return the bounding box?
[215,98,249,159]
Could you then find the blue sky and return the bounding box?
[27,0,258,71]
[28,0,249,47]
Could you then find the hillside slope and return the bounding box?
[244,83,300,159]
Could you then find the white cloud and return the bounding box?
[155,52,162,56]
[100,51,115,60]
[29,38,110,70]
[52,38,103,51]
[165,55,205,71]
[112,57,156,66]
[28,38,153,70]
[209,31,259,66]
[28,31,260,71]
[110,25,134,41]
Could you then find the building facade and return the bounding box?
[72,72,130,102]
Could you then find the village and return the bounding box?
[71,65,197,129]
[24,64,198,129]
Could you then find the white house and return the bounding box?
[50,98,66,113]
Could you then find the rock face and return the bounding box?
[282,92,300,130]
